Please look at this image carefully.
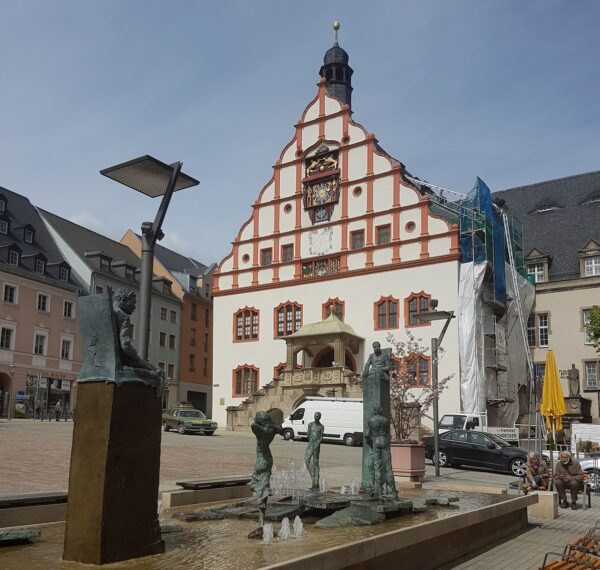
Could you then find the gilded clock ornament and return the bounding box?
[302,145,341,224]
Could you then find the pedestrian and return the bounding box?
[524,452,549,493]
[54,399,63,422]
[554,450,584,509]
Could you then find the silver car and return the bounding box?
[578,456,600,490]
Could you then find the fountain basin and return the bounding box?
[0,491,534,570]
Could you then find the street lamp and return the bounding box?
[416,300,455,477]
[7,363,16,421]
[100,155,199,359]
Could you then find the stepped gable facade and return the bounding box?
[212,39,461,428]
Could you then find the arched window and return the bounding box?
[374,296,399,330]
[274,302,303,337]
[274,363,286,379]
[405,292,432,327]
[232,365,259,397]
[233,307,259,342]
[322,298,345,321]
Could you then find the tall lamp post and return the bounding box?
[7,363,16,421]
[100,155,199,359]
[417,300,455,477]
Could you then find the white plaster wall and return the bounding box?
[279,265,295,281]
[301,124,319,148]
[429,215,451,235]
[261,182,275,203]
[239,220,253,241]
[281,142,297,164]
[347,146,367,181]
[324,95,341,115]
[429,236,452,257]
[373,153,391,175]
[373,178,393,212]
[258,206,274,236]
[400,243,421,262]
[220,255,234,273]
[257,268,272,285]
[237,271,253,289]
[399,210,421,238]
[212,260,461,425]
[400,184,420,206]
[238,243,253,265]
[325,117,343,142]
[347,124,366,144]
[348,186,367,218]
[279,205,296,233]
[373,248,393,266]
[346,252,365,271]
[279,166,296,197]
[303,99,319,122]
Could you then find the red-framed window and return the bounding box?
[274,362,286,379]
[232,365,259,397]
[274,302,303,337]
[281,243,294,263]
[233,307,259,342]
[350,229,365,250]
[376,224,391,245]
[393,354,431,386]
[405,292,432,327]
[322,297,345,321]
[374,296,399,330]
[260,248,273,266]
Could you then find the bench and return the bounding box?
[541,527,600,568]
[522,471,591,509]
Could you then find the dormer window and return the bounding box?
[0,197,6,213]
[59,267,70,282]
[99,257,111,271]
[35,258,46,275]
[584,256,600,277]
[163,282,171,295]
[527,263,545,283]
[8,249,19,266]
[0,219,9,235]
[24,229,34,244]
[125,266,136,281]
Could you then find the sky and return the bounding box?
[1,1,598,264]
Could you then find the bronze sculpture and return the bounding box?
[305,412,324,490]
[365,406,399,502]
[249,411,282,538]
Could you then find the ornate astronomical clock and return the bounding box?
[302,144,340,224]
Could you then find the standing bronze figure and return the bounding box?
[305,412,324,490]
[365,406,399,502]
[249,411,282,538]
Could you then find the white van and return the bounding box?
[281,397,363,446]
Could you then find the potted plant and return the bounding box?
[386,332,452,480]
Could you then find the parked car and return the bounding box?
[578,456,600,490]
[422,429,529,476]
[162,407,217,435]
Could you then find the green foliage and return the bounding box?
[586,305,600,354]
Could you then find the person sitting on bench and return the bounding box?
[525,452,549,493]
[554,451,584,509]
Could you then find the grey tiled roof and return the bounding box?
[153,240,208,277]
[0,186,80,290]
[495,170,600,281]
[39,209,142,269]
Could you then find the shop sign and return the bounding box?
[61,380,71,392]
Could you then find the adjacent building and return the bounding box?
[0,187,82,417]
[121,230,215,415]
[496,171,600,420]
[39,210,183,408]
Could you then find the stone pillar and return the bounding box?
[63,381,164,565]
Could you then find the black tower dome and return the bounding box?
[319,23,353,107]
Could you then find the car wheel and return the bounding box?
[283,429,294,440]
[163,422,170,432]
[205,431,215,436]
[344,434,356,447]
[586,469,600,491]
[437,450,450,467]
[178,424,186,435]
[510,457,527,477]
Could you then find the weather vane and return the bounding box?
[333,21,340,44]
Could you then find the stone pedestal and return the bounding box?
[527,490,558,520]
[63,381,164,565]
[563,396,592,429]
[361,374,390,487]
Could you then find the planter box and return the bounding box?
[390,442,426,481]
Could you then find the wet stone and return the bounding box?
[411,502,427,513]
[440,494,460,503]
[424,497,439,505]
[172,509,224,522]
[0,528,41,546]
[438,498,450,506]
[315,505,386,528]
[160,521,183,533]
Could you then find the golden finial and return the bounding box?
[333,21,340,43]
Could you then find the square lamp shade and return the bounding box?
[100,155,199,198]
[416,310,454,323]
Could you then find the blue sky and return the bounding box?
[1,1,598,263]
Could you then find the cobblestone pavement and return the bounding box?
[3,419,600,569]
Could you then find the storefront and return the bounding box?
[25,371,77,414]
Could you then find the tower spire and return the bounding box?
[319,21,353,107]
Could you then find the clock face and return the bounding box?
[313,182,331,205]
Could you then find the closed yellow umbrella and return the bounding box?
[540,350,566,466]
